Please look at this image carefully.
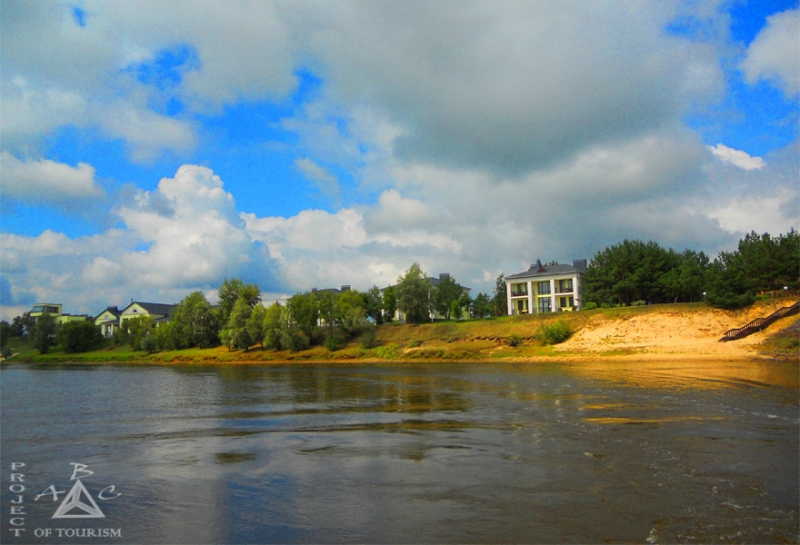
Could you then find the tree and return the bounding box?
[11,313,34,337]
[171,292,219,348]
[396,263,432,324]
[262,303,286,350]
[217,278,262,324]
[124,316,155,351]
[382,286,397,323]
[288,292,319,340]
[31,313,58,354]
[222,298,253,350]
[247,304,267,349]
[0,321,10,348]
[432,275,463,320]
[57,320,102,353]
[491,274,507,316]
[337,290,368,336]
[472,293,492,318]
[365,286,385,325]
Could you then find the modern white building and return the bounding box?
[505,259,586,315]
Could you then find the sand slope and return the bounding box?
[558,299,799,358]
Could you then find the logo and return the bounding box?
[7,462,123,539]
[35,463,121,519]
[52,480,105,519]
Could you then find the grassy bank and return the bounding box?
[3,300,798,365]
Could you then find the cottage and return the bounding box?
[505,259,586,315]
[118,302,176,326]
[94,306,122,338]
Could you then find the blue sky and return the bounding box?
[1,0,798,319]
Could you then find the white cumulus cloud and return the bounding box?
[1,152,104,204]
[741,8,800,96]
[707,143,766,170]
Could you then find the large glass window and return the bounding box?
[511,282,528,296]
[557,279,573,293]
[537,282,551,295]
[537,298,551,313]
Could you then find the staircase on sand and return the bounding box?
[719,301,800,342]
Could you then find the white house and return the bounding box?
[505,259,586,315]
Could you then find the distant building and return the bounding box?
[504,259,587,315]
[94,306,122,338]
[29,303,91,325]
[118,302,176,326]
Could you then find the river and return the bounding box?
[1,360,797,544]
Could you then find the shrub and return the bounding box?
[57,320,103,353]
[375,343,401,359]
[360,324,379,348]
[407,339,422,348]
[1,345,12,359]
[631,300,646,306]
[264,328,282,350]
[140,333,158,354]
[536,321,572,345]
[508,334,522,347]
[324,330,345,351]
[584,302,598,310]
[281,329,310,352]
[601,303,611,309]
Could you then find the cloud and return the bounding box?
[707,188,799,236]
[707,143,766,170]
[294,157,339,198]
[1,152,105,206]
[741,8,800,96]
[0,166,279,318]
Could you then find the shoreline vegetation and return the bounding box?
[4,299,798,365]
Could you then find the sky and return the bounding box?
[1,0,798,320]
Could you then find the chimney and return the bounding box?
[573,259,587,272]
[341,285,350,292]
[532,259,542,270]
[439,273,450,281]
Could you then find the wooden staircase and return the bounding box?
[719,301,800,342]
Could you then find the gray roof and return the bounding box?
[122,302,176,316]
[506,263,583,280]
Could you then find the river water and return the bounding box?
[1,360,797,544]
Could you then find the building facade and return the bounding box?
[505,259,586,315]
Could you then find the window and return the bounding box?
[557,279,573,293]
[537,282,551,295]
[537,298,551,313]
[516,300,528,314]
[511,283,528,296]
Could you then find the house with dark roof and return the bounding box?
[118,302,176,327]
[95,306,122,338]
[505,259,587,315]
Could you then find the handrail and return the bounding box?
[719,301,800,342]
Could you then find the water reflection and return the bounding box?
[1,360,797,544]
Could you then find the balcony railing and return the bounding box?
[510,290,528,297]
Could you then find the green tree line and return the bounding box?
[583,230,799,309]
